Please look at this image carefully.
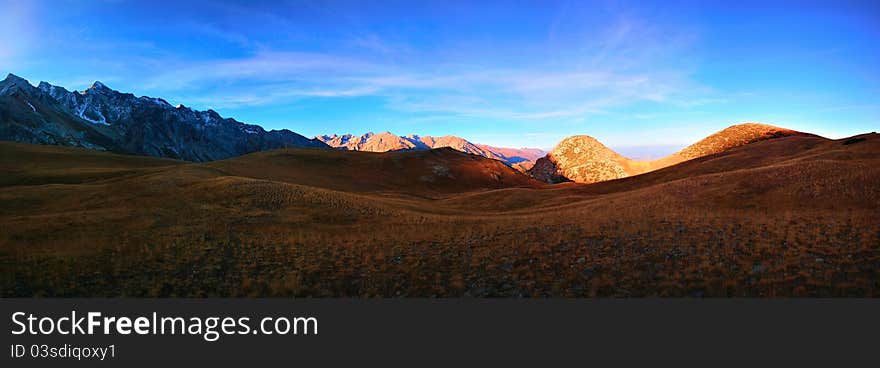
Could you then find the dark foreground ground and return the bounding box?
[1,134,878,296]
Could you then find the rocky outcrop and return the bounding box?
[528,135,632,184]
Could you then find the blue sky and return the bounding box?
[2,0,878,152]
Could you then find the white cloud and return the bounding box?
[102,14,719,121]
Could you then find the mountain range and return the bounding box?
[316,132,546,170]
[0,73,327,162]
[0,73,548,168]
[0,73,838,187]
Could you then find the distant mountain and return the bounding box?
[317,132,427,152]
[412,135,503,160]
[474,145,546,163]
[474,144,546,171]
[316,132,545,169]
[528,123,807,184]
[0,73,327,161]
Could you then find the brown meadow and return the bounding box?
[1,133,878,297]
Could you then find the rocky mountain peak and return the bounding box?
[35,81,72,102]
[0,73,36,95]
[85,81,114,94]
[3,73,27,84]
[90,81,108,89]
[0,73,328,161]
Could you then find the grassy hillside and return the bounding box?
[0,141,181,186]
[206,146,541,198]
[1,134,877,297]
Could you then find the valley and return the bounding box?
[2,131,877,297]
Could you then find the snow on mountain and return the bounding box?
[0,73,328,161]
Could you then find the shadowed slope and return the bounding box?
[0,141,183,186]
[206,146,541,197]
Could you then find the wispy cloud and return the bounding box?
[142,49,713,119]
[199,15,709,118]
[23,4,720,123]
[142,51,379,90]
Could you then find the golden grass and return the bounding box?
[1,134,878,297]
